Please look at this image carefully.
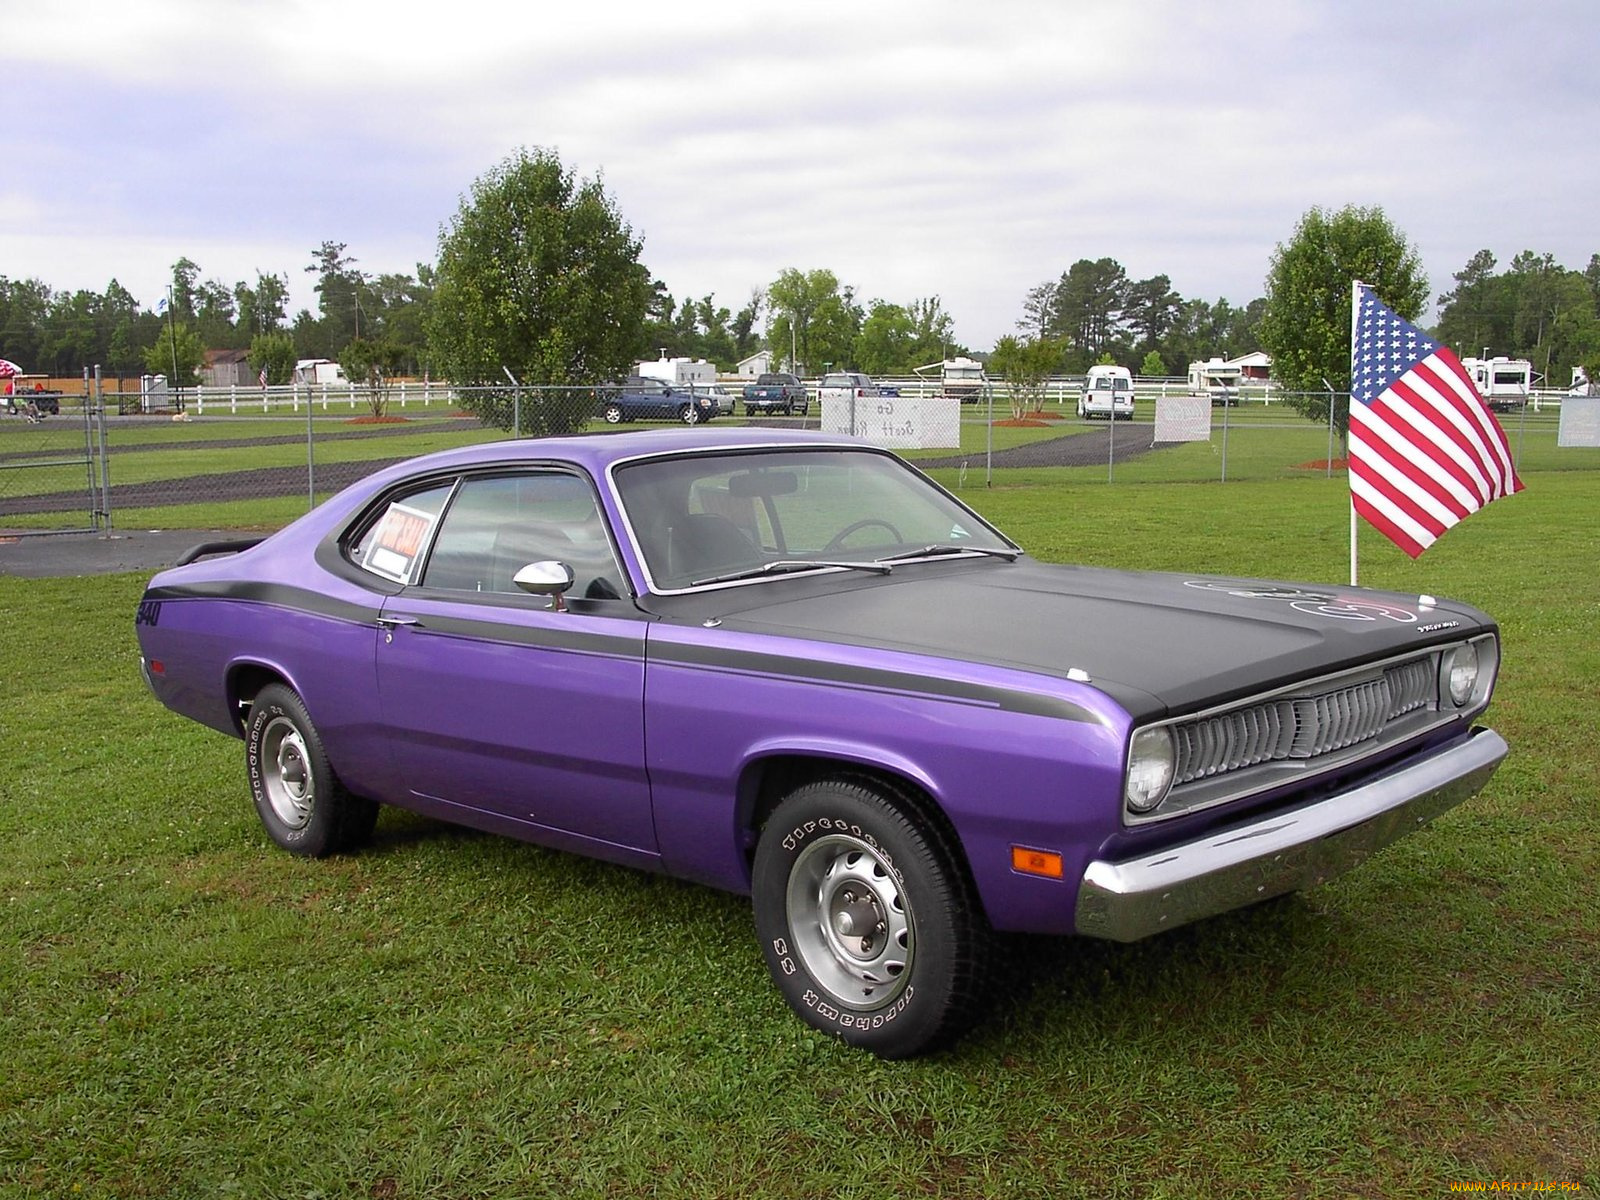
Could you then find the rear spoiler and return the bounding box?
[175,538,265,566]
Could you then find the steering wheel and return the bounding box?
[822,518,903,554]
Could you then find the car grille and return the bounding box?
[1172,658,1435,785]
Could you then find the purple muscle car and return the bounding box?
[136,428,1507,1057]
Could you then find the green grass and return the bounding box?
[2,470,1597,1198]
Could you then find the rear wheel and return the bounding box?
[753,778,991,1058]
[245,684,377,857]
[602,402,624,424]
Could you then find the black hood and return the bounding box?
[700,559,1493,720]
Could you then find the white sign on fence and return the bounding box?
[821,395,960,449]
[1153,395,1212,443]
[1557,397,1600,447]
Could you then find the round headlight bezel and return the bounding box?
[1125,725,1177,814]
[1443,642,1481,708]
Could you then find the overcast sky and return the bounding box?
[5,0,1595,350]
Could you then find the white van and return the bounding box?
[1078,365,1134,421]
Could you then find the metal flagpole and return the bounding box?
[1349,280,1364,586]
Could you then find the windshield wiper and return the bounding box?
[878,544,1023,563]
[690,559,894,587]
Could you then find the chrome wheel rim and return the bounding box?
[260,716,314,829]
[786,833,912,1009]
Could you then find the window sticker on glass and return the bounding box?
[366,501,440,583]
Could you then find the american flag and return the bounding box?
[259,365,269,388]
[1349,286,1522,558]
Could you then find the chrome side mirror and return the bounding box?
[513,560,576,611]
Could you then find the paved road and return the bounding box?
[0,527,231,579]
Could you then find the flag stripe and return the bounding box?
[1350,400,1481,515]
[1349,286,1522,557]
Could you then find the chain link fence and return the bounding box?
[4,379,1597,536]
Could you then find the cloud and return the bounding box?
[4,0,1597,345]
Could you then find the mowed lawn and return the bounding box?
[2,467,1596,1199]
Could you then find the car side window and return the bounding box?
[350,483,455,584]
[421,472,626,601]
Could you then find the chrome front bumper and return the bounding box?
[1074,727,1508,943]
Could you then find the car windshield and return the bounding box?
[612,448,1017,590]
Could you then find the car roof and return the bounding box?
[360,427,873,489]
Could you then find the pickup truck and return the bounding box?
[742,373,809,416]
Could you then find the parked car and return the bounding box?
[817,371,880,408]
[742,373,809,416]
[135,428,1508,1058]
[597,377,717,425]
[690,382,741,417]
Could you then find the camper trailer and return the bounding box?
[1460,356,1531,412]
[1188,358,1241,406]
[291,359,349,386]
[636,354,716,389]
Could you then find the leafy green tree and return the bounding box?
[1123,275,1183,352]
[306,242,365,351]
[1139,350,1167,376]
[1434,250,1502,356]
[767,269,848,375]
[1259,204,1426,438]
[988,335,1062,418]
[194,279,239,349]
[906,296,958,366]
[168,258,200,320]
[249,331,298,386]
[339,337,406,418]
[1050,258,1128,356]
[236,272,290,339]
[854,301,915,376]
[427,147,649,433]
[1016,280,1056,339]
[142,319,206,389]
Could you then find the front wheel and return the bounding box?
[679,404,702,425]
[245,683,377,857]
[602,403,624,424]
[752,778,991,1058]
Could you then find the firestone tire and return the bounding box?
[753,778,992,1058]
[245,683,378,858]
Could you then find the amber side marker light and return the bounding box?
[1011,846,1064,879]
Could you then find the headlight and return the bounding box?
[1126,726,1176,813]
[1442,642,1480,707]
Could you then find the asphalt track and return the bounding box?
[1,425,1163,578]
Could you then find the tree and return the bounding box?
[236,272,290,339]
[1123,275,1183,352]
[988,335,1062,418]
[854,301,915,376]
[169,258,200,320]
[1050,258,1128,357]
[766,269,864,374]
[1016,280,1056,339]
[426,147,649,433]
[142,319,206,389]
[1139,350,1167,376]
[339,337,406,418]
[1259,204,1426,438]
[249,331,298,386]
[306,242,365,351]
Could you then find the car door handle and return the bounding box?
[376,615,420,642]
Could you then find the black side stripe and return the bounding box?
[651,641,1103,725]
